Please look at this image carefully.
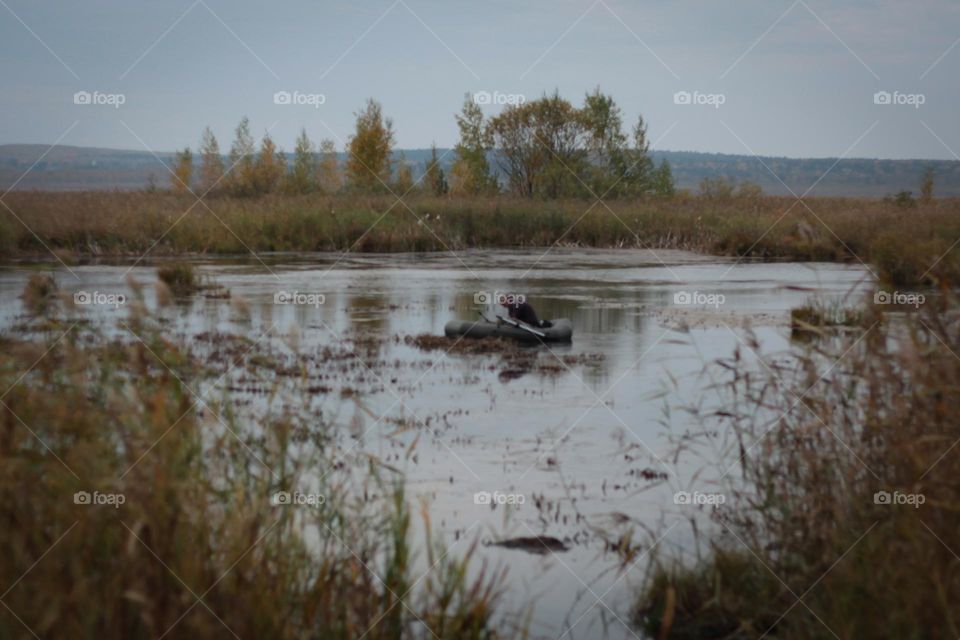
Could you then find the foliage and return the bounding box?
[171,147,193,195]
[198,127,224,194]
[638,300,960,638]
[424,144,449,196]
[318,138,342,194]
[226,116,257,197]
[284,128,318,195]
[0,295,508,639]
[346,99,395,193]
[254,133,285,195]
[450,95,496,196]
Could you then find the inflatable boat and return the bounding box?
[444,316,573,343]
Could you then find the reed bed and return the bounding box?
[2,191,959,284]
[635,298,960,639]
[0,283,507,639]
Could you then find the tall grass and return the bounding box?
[635,298,960,639]
[2,191,959,284]
[0,284,507,639]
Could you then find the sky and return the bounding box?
[1,0,959,159]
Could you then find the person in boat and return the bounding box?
[499,298,547,328]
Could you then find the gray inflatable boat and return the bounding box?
[444,317,573,343]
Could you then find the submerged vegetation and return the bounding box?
[636,298,960,639]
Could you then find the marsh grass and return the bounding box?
[0,281,507,639]
[3,192,960,284]
[636,300,960,639]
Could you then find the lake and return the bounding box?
[0,248,872,639]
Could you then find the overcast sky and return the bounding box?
[2,0,958,159]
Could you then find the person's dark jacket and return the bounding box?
[504,301,540,326]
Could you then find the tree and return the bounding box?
[652,159,675,198]
[284,128,318,195]
[171,147,193,195]
[581,88,629,196]
[487,91,588,198]
[254,133,285,195]
[346,99,395,192]
[394,152,414,193]
[620,115,654,197]
[317,139,341,194]
[424,144,448,196]
[198,127,224,194]
[227,117,257,196]
[920,166,935,203]
[450,95,496,195]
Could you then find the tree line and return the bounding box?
[171,89,675,199]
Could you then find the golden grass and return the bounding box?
[0,287,507,639]
[2,191,959,284]
[635,300,960,639]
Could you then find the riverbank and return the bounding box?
[2,192,958,284]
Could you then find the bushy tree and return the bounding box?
[487,91,589,198]
[284,128,318,195]
[450,95,495,195]
[171,147,193,195]
[198,127,224,194]
[346,99,394,192]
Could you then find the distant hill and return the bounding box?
[2,144,958,197]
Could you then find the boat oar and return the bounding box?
[495,314,546,338]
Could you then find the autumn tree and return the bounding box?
[424,144,448,196]
[346,99,394,192]
[317,139,341,194]
[450,95,495,195]
[254,132,285,195]
[198,127,224,194]
[171,147,193,195]
[487,91,588,198]
[394,152,414,193]
[227,117,257,196]
[284,128,318,195]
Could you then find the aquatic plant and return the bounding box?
[636,298,960,638]
[0,281,507,639]
[3,192,959,285]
